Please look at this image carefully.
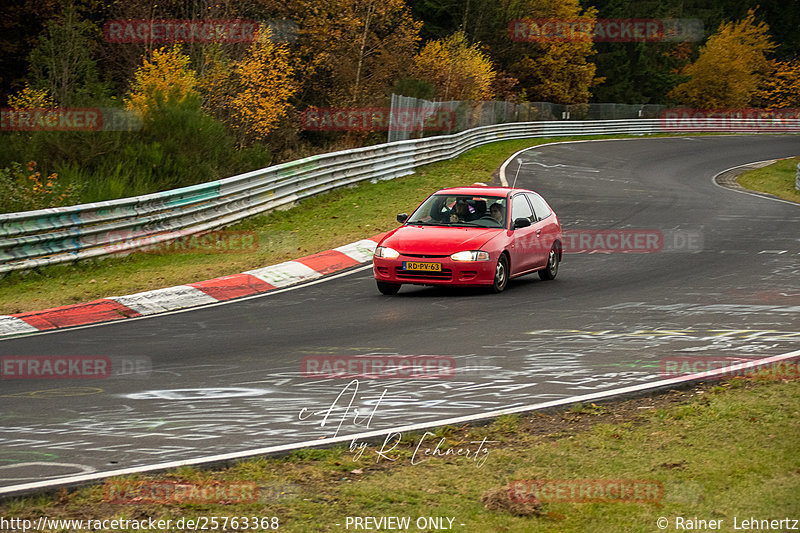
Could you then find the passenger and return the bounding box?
[490,203,504,224]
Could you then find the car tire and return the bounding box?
[492,254,509,293]
[377,281,401,295]
[538,245,559,280]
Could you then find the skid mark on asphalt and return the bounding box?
[2,320,796,476]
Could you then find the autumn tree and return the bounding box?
[125,45,199,118]
[668,10,775,108]
[228,26,297,143]
[420,0,601,104]
[255,0,421,108]
[758,59,800,108]
[101,0,246,104]
[413,31,496,100]
[494,0,600,104]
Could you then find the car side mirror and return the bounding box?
[397,213,409,223]
[513,217,531,229]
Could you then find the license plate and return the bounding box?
[403,261,442,272]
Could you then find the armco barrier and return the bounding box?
[0,118,796,273]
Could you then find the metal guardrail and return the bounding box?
[1,118,797,273]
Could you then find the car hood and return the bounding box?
[381,225,503,255]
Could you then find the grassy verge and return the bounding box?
[1,133,725,315]
[737,156,800,203]
[2,370,798,532]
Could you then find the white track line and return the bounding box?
[498,137,660,186]
[2,348,798,498]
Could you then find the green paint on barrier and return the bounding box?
[165,183,221,208]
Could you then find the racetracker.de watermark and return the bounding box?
[509,479,663,503]
[140,230,259,255]
[1,356,151,379]
[560,229,702,253]
[509,18,703,42]
[300,107,455,132]
[101,229,260,255]
[103,19,297,43]
[301,355,456,379]
[1,108,141,132]
[104,480,258,504]
[660,357,800,379]
[660,108,800,132]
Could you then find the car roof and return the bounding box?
[434,186,533,196]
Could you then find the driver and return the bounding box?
[450,198,477,222]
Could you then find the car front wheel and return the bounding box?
[538,245,559,280]
[377,281,401,295]
[492,254,509,293]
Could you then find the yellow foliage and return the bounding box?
[125,46,199,117]
[501,0,599,104]
[8,85,55,108]
[758,60,800,108]
[229,26,297,141]
[414,32,495,101]
[668,10,775,108]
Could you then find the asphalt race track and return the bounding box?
[1,135,798,493]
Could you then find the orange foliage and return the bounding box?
[758,59,800,108]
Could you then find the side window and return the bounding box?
[511,194,534,223]
[526,193,552,221]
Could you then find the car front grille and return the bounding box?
[395,267,453,281]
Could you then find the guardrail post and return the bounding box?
[796,162,800,191]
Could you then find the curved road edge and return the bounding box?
[0,238,383,340]
[712,158,800,206]
[1,349,798,500]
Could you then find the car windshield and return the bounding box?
[406,194,507,228]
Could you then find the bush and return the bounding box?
[0,96,273,208]
[0,161,81,213]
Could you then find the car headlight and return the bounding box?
[375,246,400,259]
[450,250,490,262]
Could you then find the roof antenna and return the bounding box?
[511,159,523,189]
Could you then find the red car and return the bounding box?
[373,186,562,294]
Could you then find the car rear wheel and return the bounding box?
[492,254,509,293]
[377,281,401,295]
[538,245,559,280]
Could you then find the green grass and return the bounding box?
[0,133,736,315]
[737,156,800,203]
[1,373,797,532]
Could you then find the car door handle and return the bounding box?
[535,229,541,235]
